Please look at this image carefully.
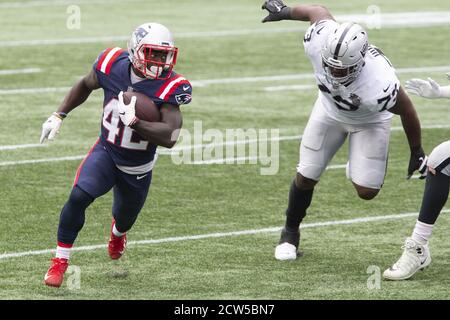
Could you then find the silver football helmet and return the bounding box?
[321,22,368,88]
[128,22,178,80]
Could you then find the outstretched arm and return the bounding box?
[262,0,334,24]
[405,74,450,99]
[57,69,100,115]
[40,69,100,143]
[389,86,427,179]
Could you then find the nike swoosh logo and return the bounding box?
[183,85,190,91]
[136,174,148,180]
[316,27,325,35]
[119,112,125,115]
[44,274,51,281]
[383,85,390,92]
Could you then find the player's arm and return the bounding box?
[405,76,450,99]
[388,86,427,179]
[117,92,182,149]
[261,0,334,24]
[40,69,100,143]
[131,104,182,149]
[56,69,100,115]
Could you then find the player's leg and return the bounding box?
[347,120,391,200]
[384,141,450,280]
[275,101,348,260]
[108,170,153,260]
[45,140,117,287]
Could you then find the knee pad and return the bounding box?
[428,141,450,177]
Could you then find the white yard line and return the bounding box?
[2,65,448,95]
[0,155,84,166]
[190,156,259,165]
[0,12,449,47]
[0,143,47,151]
[1,209,448,260]
[264,85,316,92]
[0,68,41,76]
[0,87,70,95]
[1,124,449,167]
[0,0,141,8]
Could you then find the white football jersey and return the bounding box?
[303,20,400,124]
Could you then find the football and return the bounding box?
[123,91,161,122]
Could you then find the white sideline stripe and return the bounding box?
[3,65,448,95]
[1,124,449,167]
[1,209,448,260]
[1,12,450,47]
[0,143,47,151]
[0,68,41,75]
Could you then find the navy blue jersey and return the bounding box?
[92,47,192,168]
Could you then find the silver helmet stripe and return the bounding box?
[333,23,355,60]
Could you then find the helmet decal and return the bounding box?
[134,27,149,44]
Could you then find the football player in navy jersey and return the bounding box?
[40,23,192,287]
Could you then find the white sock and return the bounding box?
[112,223,126,237]
[55,244,72,260]
[411,220,434,245]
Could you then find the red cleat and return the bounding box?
[44,257,68,288]
[108,220,127,260]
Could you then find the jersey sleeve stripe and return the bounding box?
[104,48,124,75]
[158,76,186,100]
[162,80,190,102]
[99,47,123,74]
[155,74,183,98]
[96,48,114,72]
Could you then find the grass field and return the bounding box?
[0,0,450,300]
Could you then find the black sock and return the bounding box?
[285,181,314,232]
[418,171,450,225]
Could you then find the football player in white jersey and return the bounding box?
[383,74,450,280]
[261,0,427,261]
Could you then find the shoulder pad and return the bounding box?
[95,47,125,75]
[155,74,192,106]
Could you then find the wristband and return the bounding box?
[53,112,67,119]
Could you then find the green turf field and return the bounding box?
[0,0,449,300]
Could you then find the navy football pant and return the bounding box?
[57,140,153,245]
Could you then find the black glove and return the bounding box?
[261,0,292,23]
[407,146,428,179]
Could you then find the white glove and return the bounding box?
[405,78,441,99]
[40,112,63,143]
[118,91,139,127]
